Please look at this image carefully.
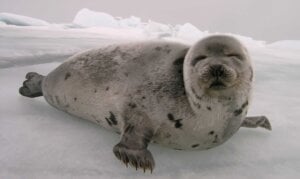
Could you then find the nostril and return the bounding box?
[210,65,225,77]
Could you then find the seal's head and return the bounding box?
[184,35,253,98]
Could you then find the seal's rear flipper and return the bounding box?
[19,72,44,98]
[241,116,272,131]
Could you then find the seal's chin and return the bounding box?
[209,80,227,90]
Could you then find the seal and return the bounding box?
[19,35,271,172]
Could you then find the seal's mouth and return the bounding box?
[209,80,227,90]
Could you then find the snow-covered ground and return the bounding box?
[0,9,300,179]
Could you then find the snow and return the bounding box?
[1,9,300,179]
[174,23,209,43]
[0,13,49,26]
[73,8,118,28]
[118,16,142,28]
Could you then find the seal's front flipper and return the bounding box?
[241,116,272,131]
[113,142,154,172]
[113,112,155,173]
[19,72,44,98]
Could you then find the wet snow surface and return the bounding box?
[1,9,300,179]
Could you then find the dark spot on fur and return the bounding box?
[234,109,243,116]
[209,131,215,135]
[74,97,77,101]
[173,57,184,66]
[178,69,182,74]
[213,134,218,143]
[128,102,137,108]
[167,114,183,129]
[124,72,129,77]
[124,124,134,134]
[64,72,71,80]
[192,144,199,148]
[96,120,100,124]
[234,101,248,116]
[242,101,249,108]
[142,96,146,99]
[106,87,110,91]
[105,118,112,126]
[207,106,212,111]
[109,111,117,125]
[195,94,202,100]
[191,87,202,100]
[175,120,183,128]
[167,113,175,121]
[155,46,162,51]
[94,89,97,93]
[105,111,117,126]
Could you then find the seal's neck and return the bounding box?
[185,81,251,114]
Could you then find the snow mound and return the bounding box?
[0,8,267,48]
[172,23,209,44]
[73,8,118,28]
[0,13,49,26]
[73,9,144,29]
[267,40,300,50]
[71,8,265,47]
[143,21,173,38]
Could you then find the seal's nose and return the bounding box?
[210,64,225,78]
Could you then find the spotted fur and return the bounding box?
[21,36,268,172]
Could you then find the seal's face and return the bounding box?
[189,36,252,93]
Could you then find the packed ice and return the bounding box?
[0,8,299,179]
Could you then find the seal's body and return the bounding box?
[19,35,271,172]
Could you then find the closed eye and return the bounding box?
[227,54,242,60]
[191,55,207,66]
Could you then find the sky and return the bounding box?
[0,0,299,42]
